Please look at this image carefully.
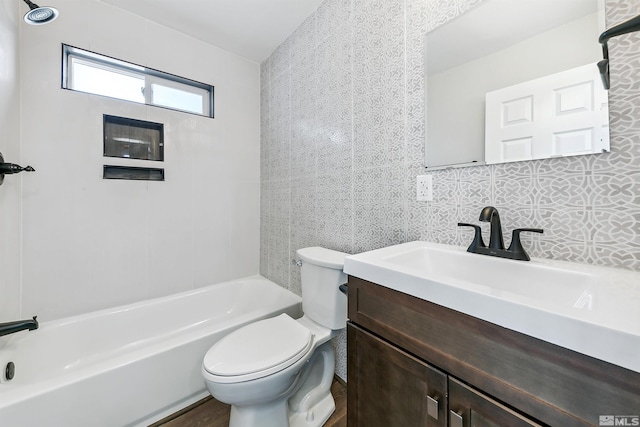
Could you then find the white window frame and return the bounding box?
[62,44,214,118]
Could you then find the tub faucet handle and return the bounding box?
[0,152,35,186]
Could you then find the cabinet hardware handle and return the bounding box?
[450,410,464,427]
[426,395,439,420]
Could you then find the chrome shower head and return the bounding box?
[22,0,59,25]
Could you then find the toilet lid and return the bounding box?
[203,314,313,379]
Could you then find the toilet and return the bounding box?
[201,247,348,427]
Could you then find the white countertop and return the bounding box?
[344,241,640,373]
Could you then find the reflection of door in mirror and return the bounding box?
[485,62,609,164]
[425,0,609,169]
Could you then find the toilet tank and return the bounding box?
[296,247,349,330]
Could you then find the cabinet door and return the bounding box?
[347,323,447,427]
[448,377,544,427]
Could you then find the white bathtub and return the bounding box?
[0,275,302,427]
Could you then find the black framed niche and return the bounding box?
[103,165,164,181]
[104,115,164,162]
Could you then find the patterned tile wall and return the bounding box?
[260,0,640,380]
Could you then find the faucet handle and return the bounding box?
[457,223,486,252]
[508,228,543,261]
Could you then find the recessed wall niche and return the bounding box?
[103,115,164,161]
[103,165,164,181]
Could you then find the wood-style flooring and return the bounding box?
[151,378,346,427]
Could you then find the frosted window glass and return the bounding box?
[151,83,204,115]
[71,60,144,104]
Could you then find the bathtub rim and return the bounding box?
[1,274,299,335]
[0,274,301,412]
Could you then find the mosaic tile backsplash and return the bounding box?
[260,0,640,379]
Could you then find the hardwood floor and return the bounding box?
[152,378,346,427]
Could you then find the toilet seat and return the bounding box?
[203,314,314,384]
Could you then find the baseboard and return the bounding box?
[334,373,347,388]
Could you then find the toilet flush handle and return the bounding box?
[293,258,302,267]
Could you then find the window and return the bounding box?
[62,45,214,118]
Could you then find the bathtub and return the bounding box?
[0,275,302,427]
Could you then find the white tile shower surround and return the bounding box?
[0,0,22,323]
[259,0,640,380]
[1,0,261,322]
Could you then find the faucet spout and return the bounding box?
[478,206,504,250]
[0,316,38,338]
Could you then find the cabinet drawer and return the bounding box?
[348,276,640,427]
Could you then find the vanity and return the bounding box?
[344,242,640,427]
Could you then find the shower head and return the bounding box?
[22,0,59,25]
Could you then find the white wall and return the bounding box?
[5,0,261,321]
[0,0,22,323]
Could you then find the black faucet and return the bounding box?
[479,206,504,250]
[0,316,39,338]
[458,207,543,261]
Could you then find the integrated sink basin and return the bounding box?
[344,241,640,373]
[380,243,598,310]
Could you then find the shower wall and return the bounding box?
[0,0,22,322]
[2,0,261,322]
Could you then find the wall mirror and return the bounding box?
[425,0,609,169]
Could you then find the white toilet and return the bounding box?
[201,247,348,427]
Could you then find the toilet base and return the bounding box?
[288,342,336,426]
[224,343,336,427]
[289,392,335,427]
[229,400,289,427]
[228,385,335,427]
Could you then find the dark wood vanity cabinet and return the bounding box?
[348,324,447,426]
[447,377,542,427]
[347,276,640,427]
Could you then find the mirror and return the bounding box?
[425,0,609,169]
